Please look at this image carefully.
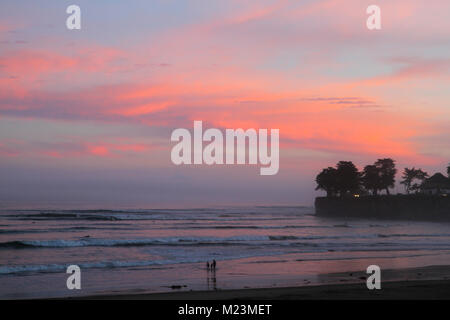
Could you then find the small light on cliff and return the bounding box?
[354,194,360,198]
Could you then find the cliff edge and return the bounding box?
[315,195,450,220]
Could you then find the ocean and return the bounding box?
[1,206,450,299]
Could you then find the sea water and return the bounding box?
[1,206,450,299]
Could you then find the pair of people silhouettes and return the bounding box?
[206,259,216,271]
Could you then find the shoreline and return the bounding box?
[66,265,450,300]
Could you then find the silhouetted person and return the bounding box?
[212,259,216,270]
[206,261,210,271]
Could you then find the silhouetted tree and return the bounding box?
[400,167,428,194]
[362,164,382,195]
[447,164,450,178]
[335,161,361,197]
[374,158,397,195]
[315,167,338,197]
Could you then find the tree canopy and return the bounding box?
[315,167,338,197]
[361,164,381,195]
[315,161,360,197]
[315,160,449,198]
[400,167,428,194]
[374,158,397,195]
[316,158,397,197]
[335,161,361,196]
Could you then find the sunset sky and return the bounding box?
[0,0,449,208]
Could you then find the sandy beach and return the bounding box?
[84,280,450,300]
[74,265,450,300]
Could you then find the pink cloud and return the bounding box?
[0,47,125,85]
[345,57,450,87]
[0,139,155,160]
[85,143,152,157]
[0,75,439,164]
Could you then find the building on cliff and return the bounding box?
[421,173,450,196]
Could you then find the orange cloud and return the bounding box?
[0,75,432,163]
[0,139,154,159]
[0,47,125,84]
[87,145,110,156]
[86,143,152,156]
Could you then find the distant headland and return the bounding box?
[314,159,450,220]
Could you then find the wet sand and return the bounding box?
[76,265,450,300]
